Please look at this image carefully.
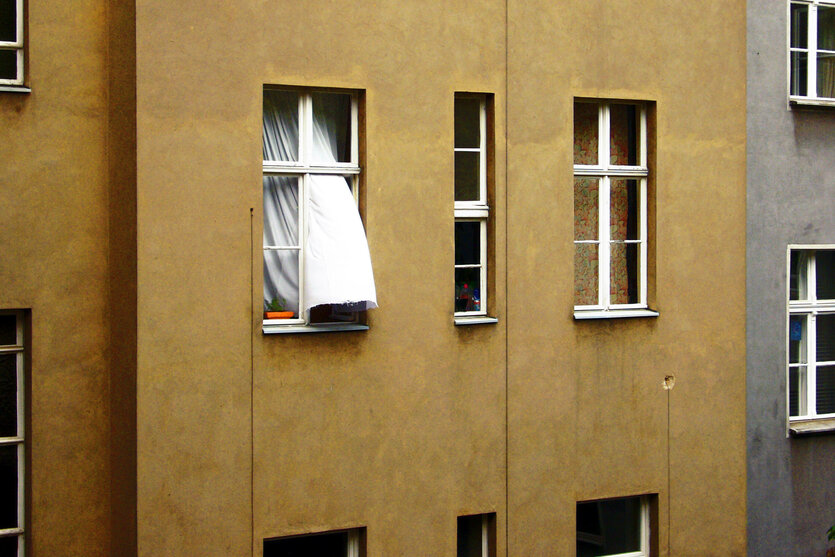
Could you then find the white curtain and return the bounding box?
[263,91,377,315]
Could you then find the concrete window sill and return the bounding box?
[789,417,835,435]
[262,323,369,335]
[573,309,659,320]
[789,97,835,109]
[0,86,31,93]
[454,316,498,326]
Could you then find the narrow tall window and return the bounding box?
[0,311,24,556]
[457,513,496,557]
[454,93,492,322]
[577,496,650,557]
[262,88,376,331]
[788,248,835,423]
[264,528,363,557]
[574,101,650,315]
[790,0,835,101]
[0,0,24,86]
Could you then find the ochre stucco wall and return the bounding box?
[0,0,112,555]
[506,1,747,555]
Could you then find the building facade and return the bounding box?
[1,1,747,555]
[747,1,835,556]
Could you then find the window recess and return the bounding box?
[263,528,364,557]
[262,88,376,333]
[454,93,496,325]
[573,100,654,318]
[577,496,651,557]
[788,248,835,426]
[790,0,835,104]
[457,513,496,557]
[0,311,25,557]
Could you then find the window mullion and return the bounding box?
[480,219,488,315]
[600,176,612,307]
[809,313,818,415]
[299,174,308,325]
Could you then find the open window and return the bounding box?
[790,1,835,105]
[577,496,650,557]
[262,87,377,333]
[263,528,363,557]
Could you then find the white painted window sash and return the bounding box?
[790,0,835,100]
[263,91,360,327]
[574,102,648,312]
[0,312,25,556]
[0,0,24,86]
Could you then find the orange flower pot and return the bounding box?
[264,311,294,319]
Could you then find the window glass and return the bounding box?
[574,103,599,165]
[574,178,599,241]
[312,92,352,164]
[0,354,16,437]
[457,514,493,557]
[816,54,835,98]
[817,6,835,50]
[455,267,481,312]
[792,3,809,48]
[610,179,638,241]
[455,97,481,149]
[816,365,835,414]
[0,49,16,81]
[789,365,806,417]
[816,314,835,362]
[0,315,15,345]
[789,315,807,364]
[0,536,17,555]
[792,51,809,96]
[609,104,639,166]
[263,90,300,162]
[790,250,808,300]
[0,0,16,42]
[455,222,480,265]
[575,244,599,306]
[610,243,639,305]
[0,444,17,529]
[816,250,835,299]
[264,531,350,557]
[455,151,480,202]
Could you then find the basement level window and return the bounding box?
[577,496,650,557]
[264,528,364,557]
[457,513,496,557]
[790,1,835,106]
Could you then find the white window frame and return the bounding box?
[0,311,25,557]
[454,93,493,325]
[787,246,835,426]
[262,88,363,332]
[573,101,653,319]
[789,0,835,105]
[0,0,24,87]
[576,496,650,557]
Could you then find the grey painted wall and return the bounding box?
[748,2,835,556]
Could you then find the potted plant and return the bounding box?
[265,296,294,319]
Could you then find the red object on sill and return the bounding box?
[265,311,294,319]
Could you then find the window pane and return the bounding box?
[312,92,352,163]
[816,365,835,415]
[455,97,481,149]
[610,243,639,305]
[816,251,835,299]
[455,267,482,313]
[0,536,17,556]
[609,104,639,166]
[818,6,835,50]
[457,515,485,557]
[0,49,16,81]
[816,314,835,362]
[792,3,809,48]
[577,498,642,557]
[263,90,300,162]
[264,531,349,557]
[0,0,15,42]
[455,221,480,265]
[790,251,809,300]
[789,365,807,417]
[574,178,599,241]
[575,244,599,306]
[263,250,299,316]
[789,315,807,364]
[791,51,809,96]
[610,179,639,241]
[574,103,599,165]
[455,151,480,202]
[0,315,15,345]
[0,355,17,438]
[816,53,835,98]
[0,445,18,529]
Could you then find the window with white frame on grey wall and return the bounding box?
[788,248,835,429]
[0,311,25,557]
[573,100,655,319]
[454,93,496,325]
[790,0,835,103]
[262,87,377,332]
[0,0,25,87]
